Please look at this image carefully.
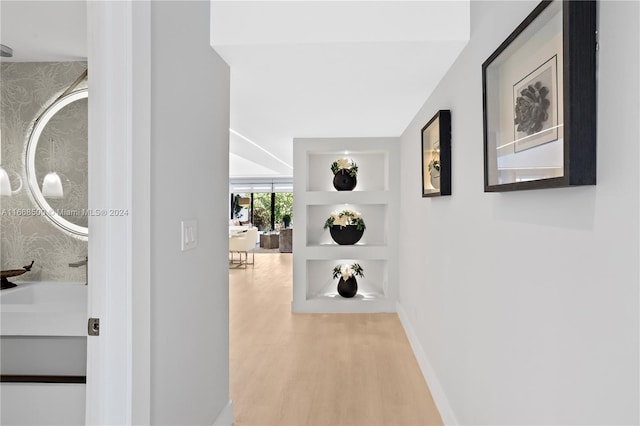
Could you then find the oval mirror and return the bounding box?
[25,89,88,239]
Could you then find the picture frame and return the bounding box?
[482,0,596,192]
[421,110,451,197]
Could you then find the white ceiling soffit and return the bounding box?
[230,129,293,176]
[0,1,87,62]
[211,1,470,46]
[229,152,284,178]
[214,1,470,177]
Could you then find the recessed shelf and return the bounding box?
[310,291,386,301]
[303,191,391,205]
[307,151,388,192]
[303,245,390,260]
[307,204,388,246]
[306,259,388,301]
[293,137,399,313]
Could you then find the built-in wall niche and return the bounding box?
[306,152,388,192]
[306,259,388,301]
[293,136,398,313]
[306,204,387,246]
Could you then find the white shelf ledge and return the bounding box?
[303,244,389,260]
[311,290,384,300]
[303,191,391,205]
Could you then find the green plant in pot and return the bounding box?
[332,263,364,298]
[331,158,358,191]
[282,213,291,228]
[324,210,365,245]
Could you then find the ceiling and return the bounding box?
[0,1,469,179]
[211,1,470,178]
[0,1,87,62]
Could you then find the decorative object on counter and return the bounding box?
[482,0,596,191]
[324,210,365,245]
[0,44,13,58]
[1,261,35,290]
[332,263,364,298]
[282,213,291,228]
[331,158,358,191]
[421,109,451,197]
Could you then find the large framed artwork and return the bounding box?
[482,0,596,192]
[421,110,451,197]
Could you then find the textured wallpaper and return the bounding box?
[1,62,88,282]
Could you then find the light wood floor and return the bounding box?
[230,253,443,426]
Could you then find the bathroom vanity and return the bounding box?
[1,281,87,425]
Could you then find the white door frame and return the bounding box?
[86,1,150,424]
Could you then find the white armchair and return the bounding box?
[229,227,257,268]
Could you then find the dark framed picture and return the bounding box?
[421,110,451,197]
[482,0,596,192]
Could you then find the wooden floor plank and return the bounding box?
[230,253,443,426]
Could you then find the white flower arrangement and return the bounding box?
[332,263,364,281]
[331,158,358,177]
[324,210,366,231]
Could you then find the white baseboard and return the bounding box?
[213,400,234,426]
[396,303,459,426]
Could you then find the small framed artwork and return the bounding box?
[421,110,451,197]
[482,0,596,192]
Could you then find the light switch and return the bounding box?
[181,220,198,251]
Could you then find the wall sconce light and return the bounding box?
[0,148,22,197]
[0,167,10,195]
[42,137,63,198]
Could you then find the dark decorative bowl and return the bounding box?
[337,277,358,298]
[329,225,364,245]
[332,170,357,191]
[1,260,34,290]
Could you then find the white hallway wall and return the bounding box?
[150,1,231,424]
[398,1,639,425]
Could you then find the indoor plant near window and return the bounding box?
[331,158,358,191]
[332,263,364,298]
[428,158,440,190]
[324,210,366,245]
[282,213,291,228]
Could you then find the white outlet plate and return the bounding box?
[181,220,198,251]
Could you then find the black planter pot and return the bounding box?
[337,277,358,298]
[329,225,364,245]
[333,170,357,191]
